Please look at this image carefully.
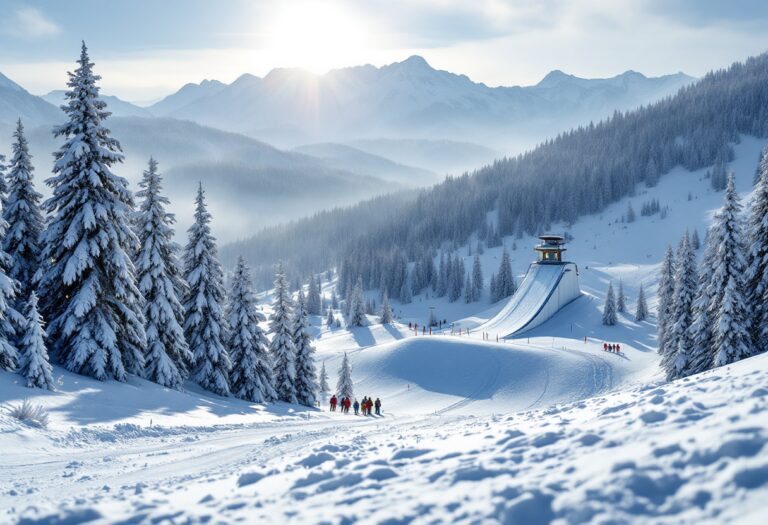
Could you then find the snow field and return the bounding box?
[8,351,767,524]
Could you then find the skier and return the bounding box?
[353,399,360,415]
[616,343,621,354]
[360,396,367,414]
[367,398,374,415]
[603,342,608,352]
[375,397,381,415]
[344,397,351,414]
[330,395,337,412]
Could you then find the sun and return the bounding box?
[264,2,369,73]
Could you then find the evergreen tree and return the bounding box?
[3,119,44,302]
[380,290,393,324]
[331,290,338,309]
[17,292,54,390]
[292,289,318,406]
[602,282,617,326]
[472,253,483,301]
[307,277,322,315]
[336,352,353,399]
[662,233,697,380]
[746,146,768,354]
[635,283,648,321]
[496,249,516,300]
[347,277,367,327]
[626,202,636,223]
[691,229,701,250]
[711,175,752,366]
[617,281,626,313]
[0,151,6,208]
[400,269,413,304]
[319,360,330,400]
[464,273,473,303]
[686,224,720,376]
[38,43,146,381]
[183,184,230,396]
[489,273,497,302]
[326,306,335,327]
[657,245,676,355]
[135,158,191,389]
[270,263,297,403]
[227,257,275,403]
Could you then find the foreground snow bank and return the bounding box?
[10,353,766,524]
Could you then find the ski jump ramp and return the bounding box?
[480,262,581,338]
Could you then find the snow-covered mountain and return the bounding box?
[149,56,694,149]
[42,90,152,118]
[292,142,439,186]
[147,78,226,116]
[21,117,395,241]
[0,73,60,132]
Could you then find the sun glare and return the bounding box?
[264,2,369,73]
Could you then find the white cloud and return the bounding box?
[6,7,60,38]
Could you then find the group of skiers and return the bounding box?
[603,342,621,354]
[329,395,382,416]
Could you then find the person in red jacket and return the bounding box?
[344,397,351,413]
[603,342,608,352]
[616,343,621,354]
[330,395,337,412]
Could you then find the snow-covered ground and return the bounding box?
[2,136,768,523]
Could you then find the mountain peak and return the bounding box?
[536,69,576,87]
[0,72,26,93]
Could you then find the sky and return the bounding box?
[1,0,768,103]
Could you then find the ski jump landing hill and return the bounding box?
[480,235,581,338]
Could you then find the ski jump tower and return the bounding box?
[480,234,581,338]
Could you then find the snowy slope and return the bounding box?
[4,351,766,524]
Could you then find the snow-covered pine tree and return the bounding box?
[270,263,297,403]
[292,289,318,406]
[657,245,676,355]
[617,281,626,313]
[326,306,335,326]
[472,253,483,301]
[38,43,146,381]
[400,271,412,304]
[319,360,330,401]
[662,233,697,380]
[635,283,648,321]
[227,256,275,403]
[380,290,393,324]
[489,273,497,302]
[691,229,701,250]
[336,352,353,399]
[0,151,8,209]
[711,175,752,367]
[746,146,768,354]
[307,277,322,315]
[3,119,44,302]
[436,252,447,297]
[686,222,721,376]
[135,158,191,389]
[331,290,338,310]
[183,184,230,396]
[464,273,473,303]
[17,292,54,390]
[496,249,515,300]
[626,202,636,223]
[602,282,617,326]
[347,277,367,327]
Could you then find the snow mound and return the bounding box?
[346,336,627,414]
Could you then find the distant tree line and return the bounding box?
[223,53,768,297]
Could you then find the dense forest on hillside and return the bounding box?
[222,53,768,290]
